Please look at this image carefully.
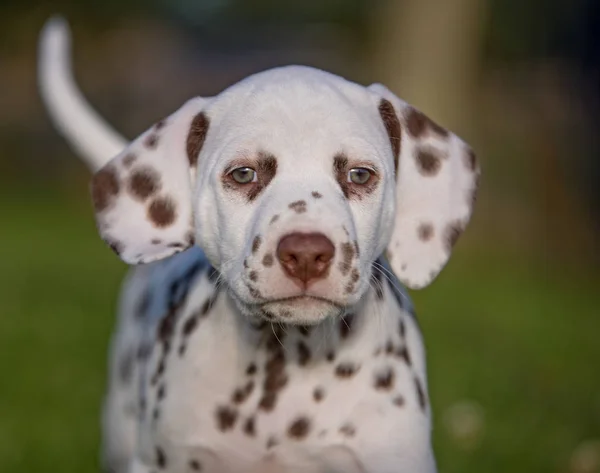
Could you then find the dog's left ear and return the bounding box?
[369,83,481,289]
[90,97,211,264]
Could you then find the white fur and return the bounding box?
[38,16,480,473]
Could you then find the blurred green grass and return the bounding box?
[0,183,598,473]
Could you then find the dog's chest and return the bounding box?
[132,263,430,471]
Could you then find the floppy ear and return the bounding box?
[369,83,481,289]
[90,97,211,264]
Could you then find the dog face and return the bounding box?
[91,66,480,324]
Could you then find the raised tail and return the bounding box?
[38,16,128,171]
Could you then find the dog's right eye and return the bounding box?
[230,167,257,184]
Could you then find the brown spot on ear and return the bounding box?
[406,107,449,139]
[91,165,120,212]
[262,253,274,267]
[378,98,401,174]
[129,166,161,201]
[417,222,434,242]
[247,152,278,201]
[122,153,137,168]
[288,417,311,439]
[313,387,325,402]
[414,376,427,411]
[289,200,307,213]
[374,367,395,391]
[252,235,262,254]
[335,362,359,378]
[444,220,465,253]
[312,191,322,199]
[464,147,477,171]
[148,197,177,227]
[415,149,442,176]
[216,406,238,431]
[145,133,159,149]
[187,112,209,167]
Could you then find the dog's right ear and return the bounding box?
[91,97,211,264]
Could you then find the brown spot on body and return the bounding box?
[339,313,355,339]
[252,236,262,254]
[148,197,176,227]
[326,351,335,362]
[417,222,434,241]
[243,416,256,437]
[288,417,311,439]
[156,446,167,469]
[91,165,120,212]
[395,345,412,366]
[187,112,210,167]
[339,423,356,437]
[378,98,401,174]
[393,395,405,407]
[189,459,202,471]
[335,362,359,378]
[414,376,427,411]
[289,200,307,213]
[145,133,159,149]
[270,214,279,225]
[216,406,238,431]
[375,367,395,391]
[415,149,442,176]
[297,341,311,366]
[313,387,325,402]
[444,220,465,253]
[246,363,257,375]
[231,381,254,405]
[312,191,322,199]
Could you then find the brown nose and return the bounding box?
[277,233,335,286]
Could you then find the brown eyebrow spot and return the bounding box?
[378,98,401,175]
[187,112,210,167]
[91,165,120,212]
[247,152,278,202]
[415,149,442,176]
[333,153,350,199]
[147,197,177,228]
[128,166,161,201]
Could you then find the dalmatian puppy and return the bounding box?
[38,17,480,473]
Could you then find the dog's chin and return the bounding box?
[260,297,344,325]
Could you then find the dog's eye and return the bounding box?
[348,168,372,185]
[231,167,257,184]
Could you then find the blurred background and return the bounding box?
[1,0,599,472]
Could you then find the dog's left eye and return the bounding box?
[348,168,372,185]
[231,167,257,184]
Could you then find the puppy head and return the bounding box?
[91,66,480,324]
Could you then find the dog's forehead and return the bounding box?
[206,66,386,166]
